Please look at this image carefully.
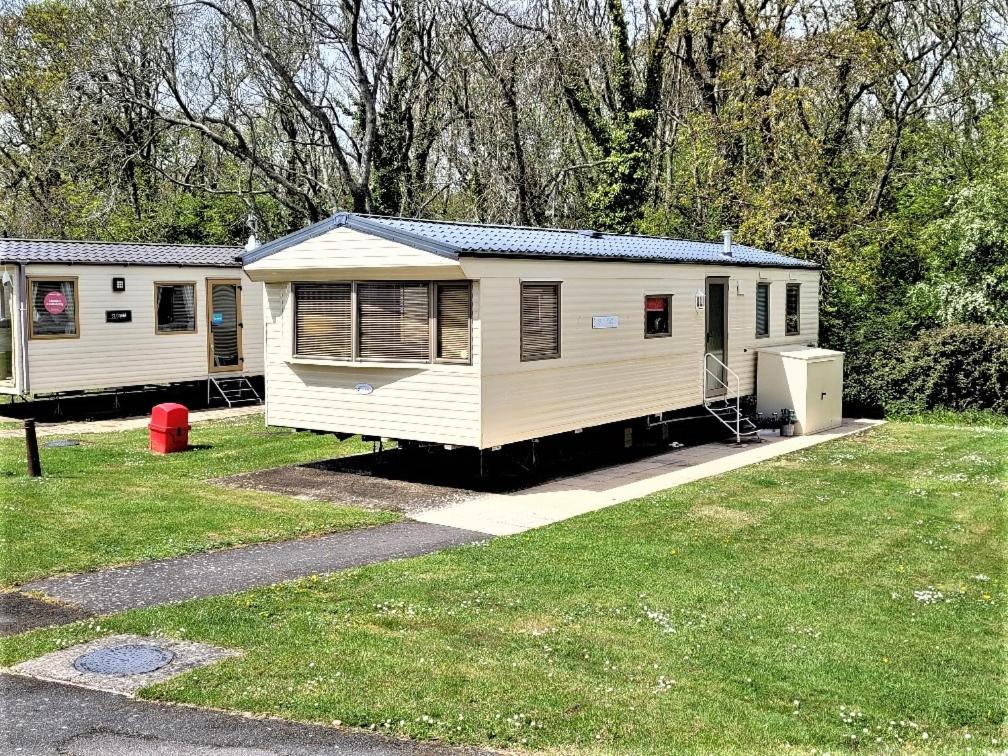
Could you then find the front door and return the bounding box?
[207,279,243,373]
[705,277,728,396]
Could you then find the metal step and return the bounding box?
[208,376,262,408]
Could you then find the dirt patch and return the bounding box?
[687,503,758,529]
[1,591,91,636]
[220,457,481,515]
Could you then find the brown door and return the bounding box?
[207,279,243,373]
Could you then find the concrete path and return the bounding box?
[23,522,485,615]
[1,673,485,755]
[0,404,263,439]
[414,419,884,535]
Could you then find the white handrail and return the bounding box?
[702,352,742,443]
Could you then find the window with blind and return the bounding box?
[435,283,472,362]
[357,282,431,361]
[520,282,560,361]
[785,283,800,335]
[294,283,352,359]
[755,282,770,338]
[155,283,196,334]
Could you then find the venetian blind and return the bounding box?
[755,283,769,337]
[520,282,560,361]
[357,282,430,361]
[294,283,352,359]
[436,283,471,362]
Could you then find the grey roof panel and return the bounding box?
[241,213,818,269]
[0,238,242,267]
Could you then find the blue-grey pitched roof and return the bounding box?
[0,238,242,267]
[242,213,819,269]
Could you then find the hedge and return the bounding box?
[843,324,1008,416]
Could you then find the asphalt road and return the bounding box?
[1,673,489,756]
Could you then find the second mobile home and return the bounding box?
[0,239,263,399]
[242,214,822,448]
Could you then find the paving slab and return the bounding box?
[0,404,263,439]
[413,419,884,535]
[9,633,239,696]
[0,673,484,755]
[23,522,486,615]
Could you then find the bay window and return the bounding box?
[292,280,472,364]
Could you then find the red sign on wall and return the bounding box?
[43,291,67,315]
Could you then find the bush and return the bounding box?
[843,324,1008,416]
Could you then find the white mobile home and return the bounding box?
[0,239,263,400]
[242,214,823,448]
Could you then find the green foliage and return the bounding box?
[846,325,1008,416]
[2,0,1005,419]
[827,101,1008,416]
[585,110,656,233]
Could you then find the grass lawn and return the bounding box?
[0,415,395,586]
[3,421,1005,753]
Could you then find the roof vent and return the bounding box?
[722,229,733,256]
[577,229,603,239]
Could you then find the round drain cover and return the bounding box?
[73,644,174,676]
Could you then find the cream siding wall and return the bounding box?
[462,258,819,448]
[24,264,263,395]
[245,227,463,282]
[260,279,482,447]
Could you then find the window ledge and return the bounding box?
[287,356,432,369]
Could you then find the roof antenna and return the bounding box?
[244,211,260,252]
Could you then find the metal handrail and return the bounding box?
[702,352,742,443]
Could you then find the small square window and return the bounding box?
[112,277,126,292]
[645,295,672,337]
[156,283,196,333]
[29,278,78,338]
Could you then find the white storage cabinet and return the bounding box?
[756,346,844,435]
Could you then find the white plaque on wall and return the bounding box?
[592,315,619,329]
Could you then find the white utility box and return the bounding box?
[756,346,844,435]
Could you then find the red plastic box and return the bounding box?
[149,403,190,454]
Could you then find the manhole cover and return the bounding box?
[44,439,81,449]
[73,644,175,676]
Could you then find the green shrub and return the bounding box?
[844,324,1008,416]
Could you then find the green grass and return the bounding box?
[890,408,1008,428]
[4,422,1005,753]
[0,416,395,586]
